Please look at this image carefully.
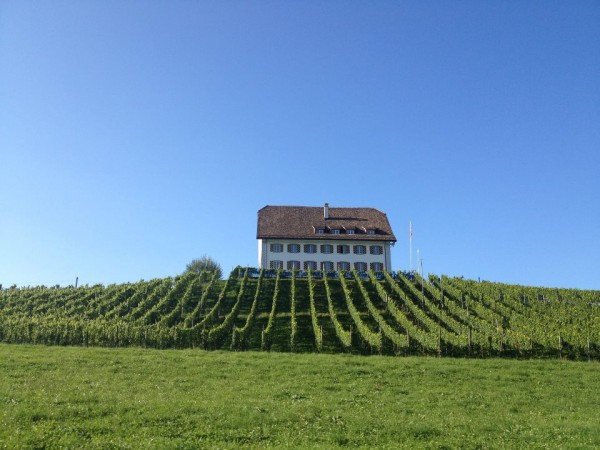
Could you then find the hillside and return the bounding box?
[1,269,599,359]
[2,345,599,448]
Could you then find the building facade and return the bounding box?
[257,204,396,271]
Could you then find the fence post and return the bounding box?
[587,336,591,361]
[468,326,472,356]
[558,335,562,359]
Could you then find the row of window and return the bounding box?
[269,260,384,271]
[270,243,383,255]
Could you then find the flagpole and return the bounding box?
[409,221,413,273]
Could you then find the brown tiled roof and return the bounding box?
[257,205,396,242]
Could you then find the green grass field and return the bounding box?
[1,344,598,449]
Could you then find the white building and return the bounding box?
[257,204,396,271]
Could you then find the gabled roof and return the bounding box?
[257,205,396,242]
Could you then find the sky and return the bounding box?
[1,1,599,289]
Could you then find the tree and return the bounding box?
[185,256,222,279]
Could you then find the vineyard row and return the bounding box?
[1,269,598,359]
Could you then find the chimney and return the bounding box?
[324,203,329,220]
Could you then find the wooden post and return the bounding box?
[468,326,472,356]
[558,335,562,359]
[587,336,591,361]
[320,325,323,349]
[530,332,534,357]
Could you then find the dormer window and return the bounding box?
[345,229,355,235]
[316,228,325,235]
[331,229,340,235]
[367,229,376,235]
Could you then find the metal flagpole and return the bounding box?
[409,221,413,273]
[419,252,424,306]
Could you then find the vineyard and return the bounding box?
[1,269,599,359]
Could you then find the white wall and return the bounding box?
[258,239,268,268]
[258,239,393,271]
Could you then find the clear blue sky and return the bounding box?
[1,2,599,289]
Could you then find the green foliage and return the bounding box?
[206,269,249,347]
[387,272,467,351]
[323,274,352,348]
[353,271,408,350]
[0,270,598,359]
[290,270,298,351]
[232,269,264,350]
[183,271,218,327]
[261,269,281,350]
[187,275,233,331]
[307,269,323,351]
[185,255,223,279]
[338,271,382,352]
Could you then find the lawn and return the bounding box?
[0,344,598,448]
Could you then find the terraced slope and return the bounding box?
[1,269,598,359]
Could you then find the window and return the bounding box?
[354,262,368,272]
[367,229,376,235]
[270,260,283,269]
[353,245,366,255]
[370,245,383,255]
[337,261,351,271]
[370,262,384,271]
[331,229,340,235]
[288,244,300,253]
[337,245,350,254]
[316,228,325,235]
[270,243,283,253]
[304,244,317,254]
[321,261,334,271]
[320,244,333,254]
[304,261,317,271]
[346,229,355,235]
[287,260,301,270]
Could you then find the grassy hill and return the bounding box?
[1,269,599,359]
[1,344,599,449]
